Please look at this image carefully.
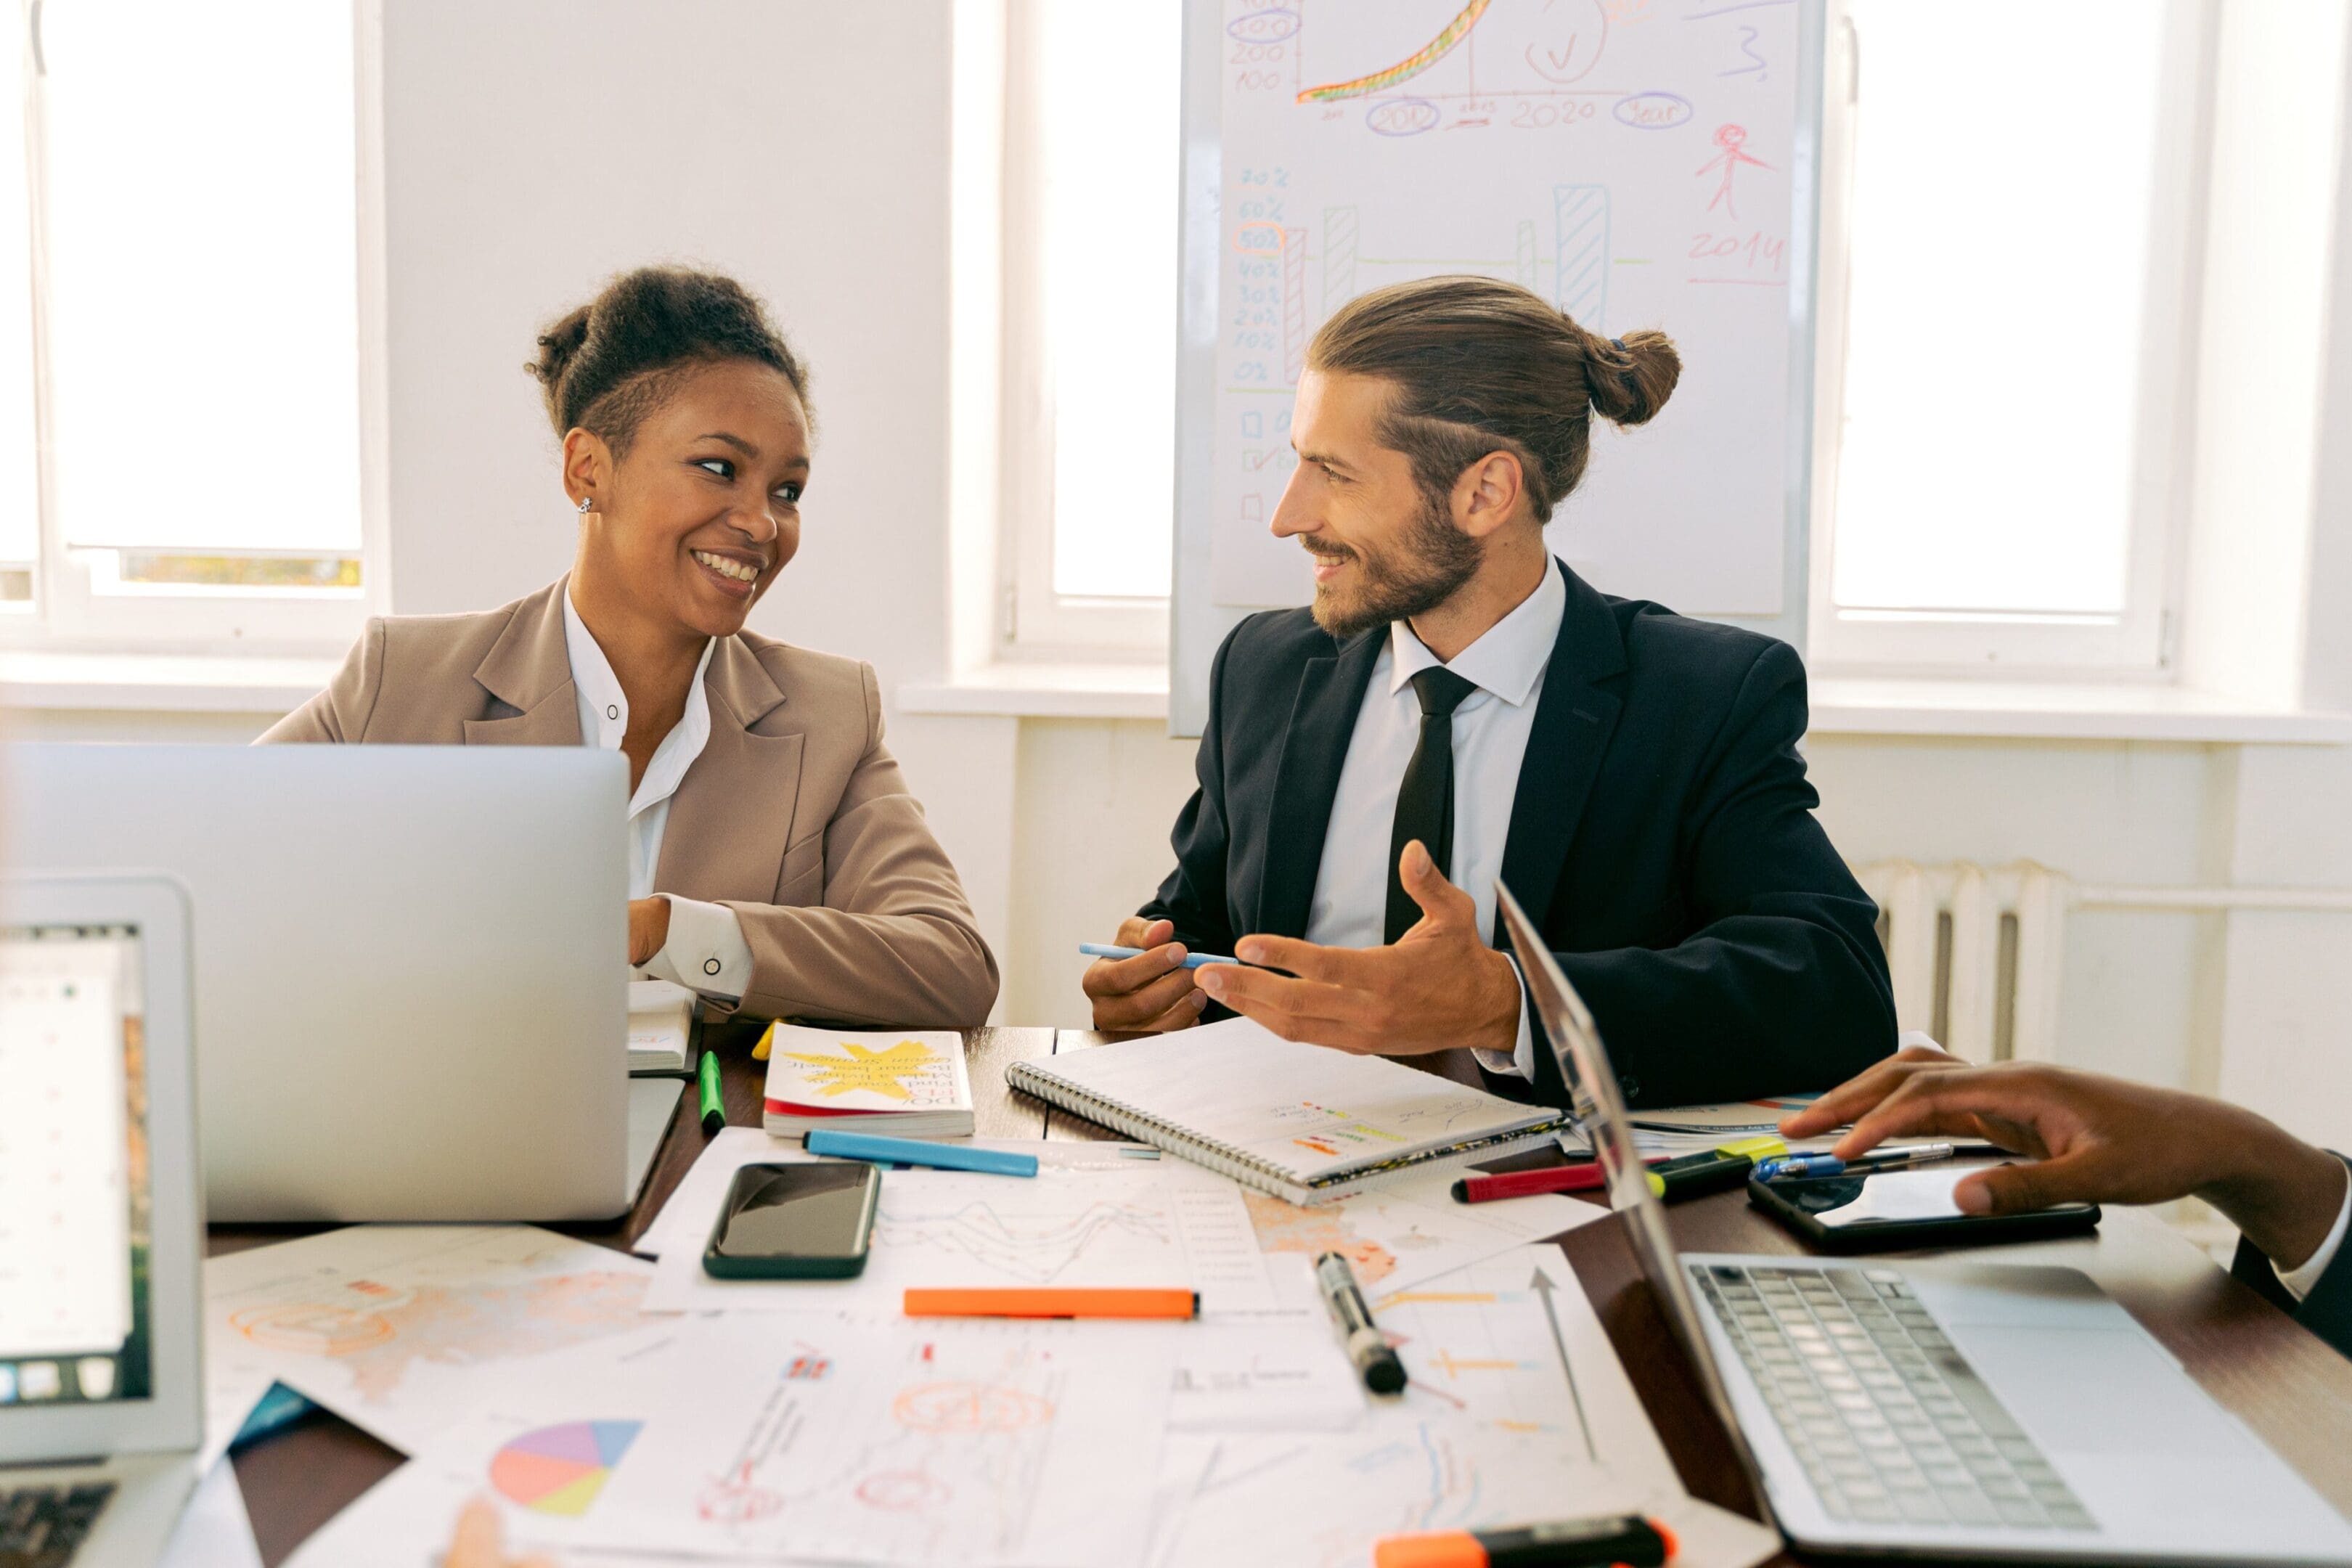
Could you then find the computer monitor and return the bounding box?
[0,874,202,1464]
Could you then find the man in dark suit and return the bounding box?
[1783,1044,2352,1360]
[1083,274,1895,1107]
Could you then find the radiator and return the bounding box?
[1853,861,2352,1065]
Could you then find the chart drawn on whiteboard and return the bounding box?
[1209,0,1801,619]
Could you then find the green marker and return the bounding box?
[698,1048,724,1135]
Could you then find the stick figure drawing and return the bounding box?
[1697,123,1773,219]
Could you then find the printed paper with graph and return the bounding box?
[1147,1245,1681,1568]
[203,1225,654,1453]
[280,1313,1174,1568]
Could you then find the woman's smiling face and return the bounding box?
[573,358,812,640]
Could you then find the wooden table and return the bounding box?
[211,1024,2352,1566]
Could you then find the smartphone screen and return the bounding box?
[710,1162,881,1259]
[1776,1160,2092,1229]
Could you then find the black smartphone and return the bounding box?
[703,1161,883,1278]
[1748,1159,2099,1254]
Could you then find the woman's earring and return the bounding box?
[576,496,593,514]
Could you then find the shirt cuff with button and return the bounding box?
[1471,954,1539,1081]
[2274,1165,2352,1302]
[638,894,754,1003]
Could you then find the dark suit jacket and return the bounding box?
[2230,1153,2352,1361]
[1143,558,1897,1109]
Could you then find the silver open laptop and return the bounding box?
[1497,881,2352,1565]
[3,744,680,1222]
[0,875,204,1565]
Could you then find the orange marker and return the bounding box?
[1373,1515,1675,1568]
[902,1288,1197,1320]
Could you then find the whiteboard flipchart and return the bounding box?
[1170,0,1823,735]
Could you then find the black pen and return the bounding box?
[1315,1251,1406,1395]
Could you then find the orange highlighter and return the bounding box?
[902,1288,1197,1320]
[1373,1514,1675,1568]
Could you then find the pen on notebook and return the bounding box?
[1316,1251,1406,1395]
[1756,1142,1959,1180]
[904,1288,1197,1320]
[804,1128,1039,1177]
[1077,942,1241,968]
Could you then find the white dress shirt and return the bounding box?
[2276,1165,2352,1302]
[562,592,756,1001]
[1302,561,1566,1078]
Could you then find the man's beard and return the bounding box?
[1306,496,1483,641]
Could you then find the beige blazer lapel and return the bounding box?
[460,579,584,746]
[656,638,805,904]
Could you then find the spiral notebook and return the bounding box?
[1005,1017,1569,1205]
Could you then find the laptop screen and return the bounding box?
[0,923,153,1410]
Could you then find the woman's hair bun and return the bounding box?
[524,266,809,452]
[1583,326,1681,428]
[526,306,592,417]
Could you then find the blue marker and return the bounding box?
[1757,1153,1847,1180]
[1757,1143,1957,1181]
[804,1129,1039,1177]
[1077,943,1242,969]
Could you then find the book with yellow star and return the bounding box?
[756,1026,974,1140]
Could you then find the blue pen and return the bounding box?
[804,1128,1039,1177]
[1757,1153,1846,1180]
[1077,942,1241,968]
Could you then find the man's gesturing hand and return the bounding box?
[1195,841,1521,1057]
[1082,916,1209,1032]
[1779,1047,2348,1270]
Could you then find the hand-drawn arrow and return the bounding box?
[1531,1265,1598,1460]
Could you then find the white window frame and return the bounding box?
[1805,0,2210,679]
[992,0,1171,661]
[0,0,383,658]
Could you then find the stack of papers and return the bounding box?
[626,980,693,1074]
[759,1026,974,1139]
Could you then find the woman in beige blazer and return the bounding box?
[264,266,997,1029]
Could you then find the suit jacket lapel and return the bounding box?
[655,638,805,904]
[1495,560,1627,940]
[461,579,584,746]
[1255,627,1384,939]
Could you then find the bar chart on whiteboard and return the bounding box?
[1210,0,1802,615]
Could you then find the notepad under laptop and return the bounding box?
[1005,1017,1569,1204]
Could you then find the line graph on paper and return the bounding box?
[862,1167,1278,1310]
[875,1198,1175,1286]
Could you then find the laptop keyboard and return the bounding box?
[1692,1262,2096,1533]
[0,1483,114,1568]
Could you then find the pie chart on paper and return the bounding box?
[488,1421,642,1516]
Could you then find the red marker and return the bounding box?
[1451,1157,1668,1204]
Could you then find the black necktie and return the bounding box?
[1385,666,1479,944]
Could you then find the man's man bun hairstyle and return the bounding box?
[526,266,810,454]
[1307,275,1681,522]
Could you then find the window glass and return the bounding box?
[1830,1,2165,616]
[1040,0,1180,600]
[40,0,360,557]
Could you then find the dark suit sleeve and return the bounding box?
[2229,1153,2352,1361]
[1546,641,1896,1107]
[1140,626,1241,959]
